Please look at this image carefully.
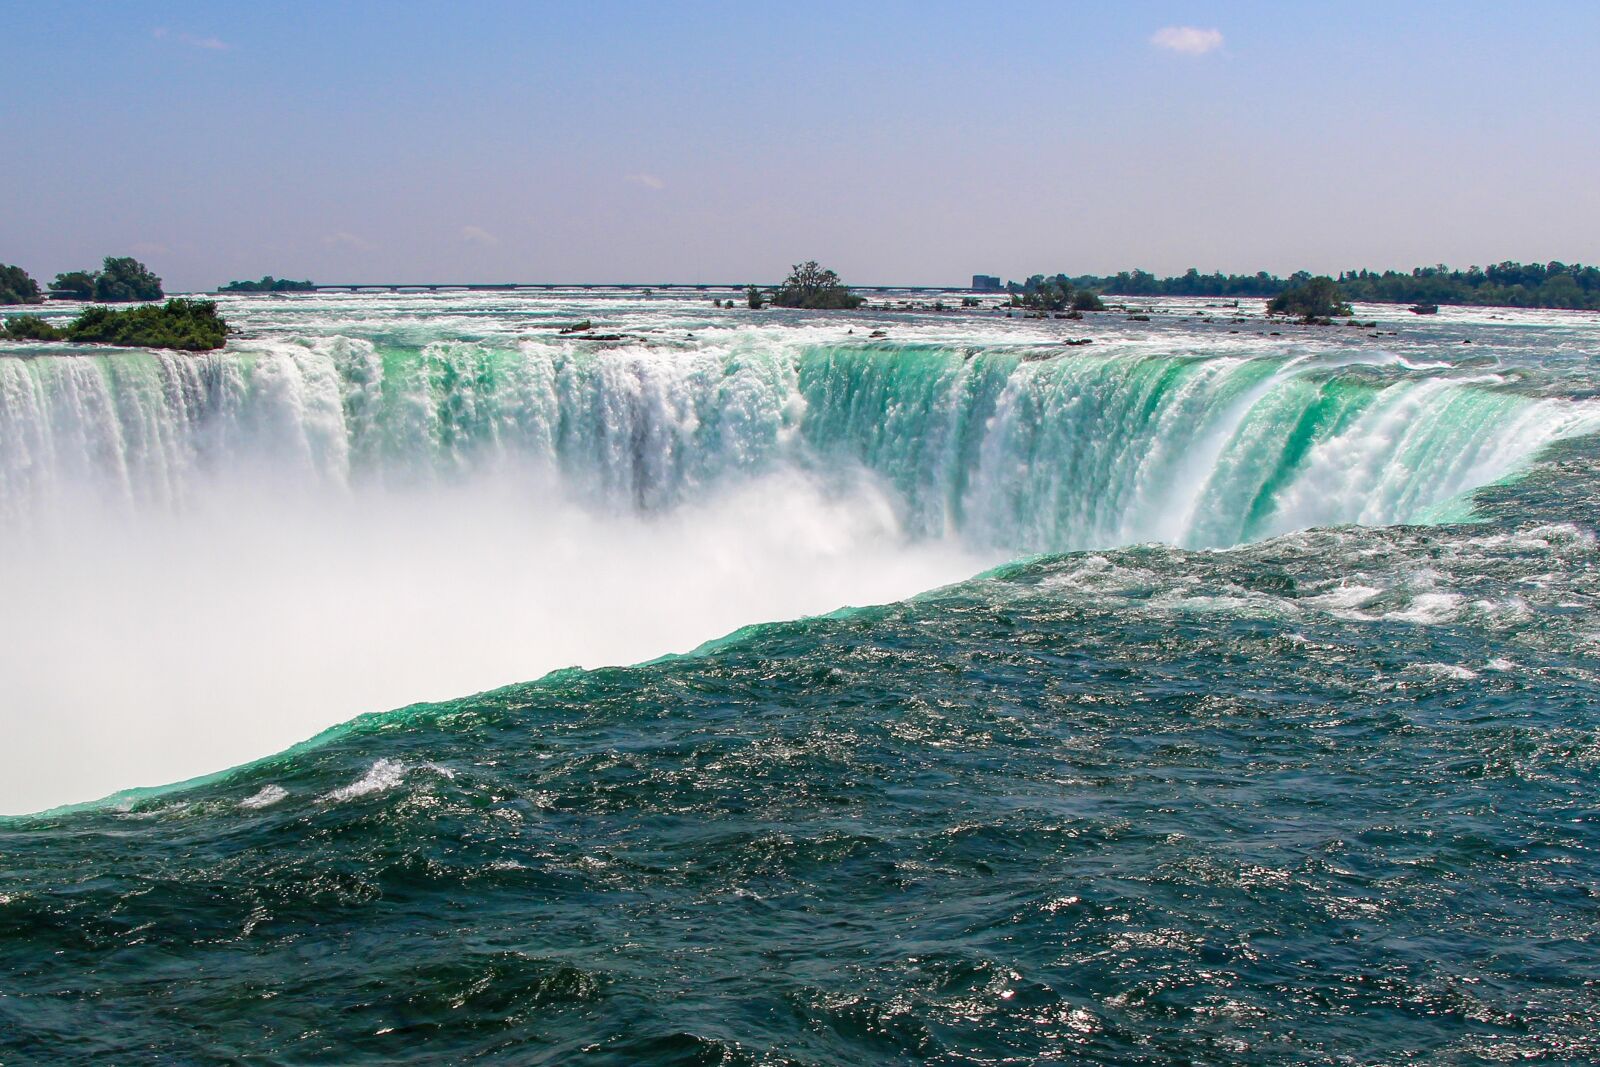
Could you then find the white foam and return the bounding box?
[1384,593,1466,625]
[239,784,288,809]
[1417,663,1480,681]
[321,759,406,803]
[1303,584,1384,610]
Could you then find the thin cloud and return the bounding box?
[1151,26,1223,56]
[323,231,374,251]
[625,173,666,190]
[153,27,232,51]
[461,226,500,246]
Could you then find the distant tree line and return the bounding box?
[219,275,316,293]
[1028,261,1600,311]
[1333,262,1599,309]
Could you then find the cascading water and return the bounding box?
[2,333,1592,549]
[6,294,1600,1063]
[3,294,1598,816]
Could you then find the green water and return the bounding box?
[2,293,1599,1063]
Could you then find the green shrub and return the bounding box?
[1009,274,1076,312]
[3,299,229,350]
[220,276,315,293]
[2,315,65,341]
[1266,277,1351,318]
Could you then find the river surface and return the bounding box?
[1,292,1597,1062]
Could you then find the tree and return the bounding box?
[1266,276,1351,319]
[51,270,96,299]
[0,264,43,305]
[93,257,163,302]
[768,261,864,309]
[48,258,165,302]
[1071,288,1105,312]
[1009,274,1075,311]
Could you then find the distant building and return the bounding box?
[972,274,1003,292]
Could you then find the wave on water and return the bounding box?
[5,484,1600,1063]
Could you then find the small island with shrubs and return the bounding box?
[2,299,231,352]
[1008,274,1105,313]
[749,262,865,310]
[1266,276,1352,321]
[219,275,316,293]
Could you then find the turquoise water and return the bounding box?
[1,294,1598,1062]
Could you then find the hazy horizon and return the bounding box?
[4,1,1598,292]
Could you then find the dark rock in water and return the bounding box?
[1129,314,1151,322]
[559,320,593,333]
[1240,569,1297,596]
[1410,303,1439,315]
[549,330,630,342]
[1062,338,1094,346]
[869,330,887,338]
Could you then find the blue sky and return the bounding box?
[4,1,1597,290]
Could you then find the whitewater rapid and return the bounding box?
[1,291,1596,813]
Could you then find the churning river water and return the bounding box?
[1,291,1598,1062]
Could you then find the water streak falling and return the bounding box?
[2,334,1592,548]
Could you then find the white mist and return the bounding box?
[0,473,994,815]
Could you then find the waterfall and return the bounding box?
[1,337,1593,549]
